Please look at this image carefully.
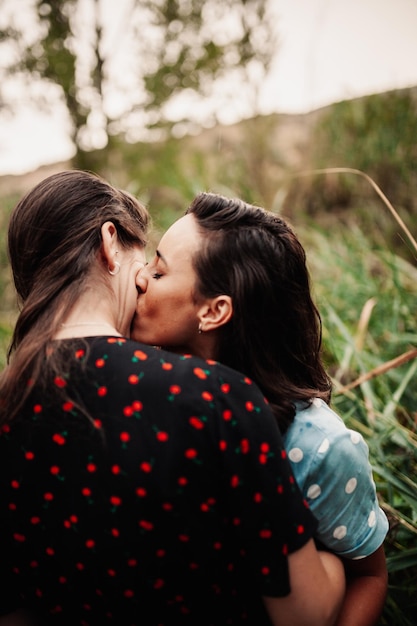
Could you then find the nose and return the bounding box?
[136,265,149,294]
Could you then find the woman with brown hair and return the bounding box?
[0,172,344,625]
[134,191,389,626]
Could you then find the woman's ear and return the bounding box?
[100,221,119,271]
[198,295,233,332]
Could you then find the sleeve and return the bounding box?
[209,367,318,597]
[287,411,389,559]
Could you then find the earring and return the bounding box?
[198,323,203,334]
[108,261,120,276]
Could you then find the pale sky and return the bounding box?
[1,0,417,176]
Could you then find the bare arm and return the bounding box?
[335,546,387,626]
[263,539,345,626]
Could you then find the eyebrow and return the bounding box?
[156,249,167,265]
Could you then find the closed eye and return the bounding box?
[152,273,163,280]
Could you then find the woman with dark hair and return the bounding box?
[0,172,345,625]
[134,191,389,626]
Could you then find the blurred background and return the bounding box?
[0,1,416,623]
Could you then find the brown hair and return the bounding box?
[186,192,331,433]
[0,170,149,426]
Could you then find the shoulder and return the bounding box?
[86,337,274,422]
[283,398,367,464]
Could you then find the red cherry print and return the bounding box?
[253,492,262,503]
[139,520,153,531]
[25,451,35,461]
[128,374,139,385]
[111,465,121,475]
[82,487,92,497]
[178,476,187,486]
[123,406,134,417]
[33,404,42,413]
[62,401,74,412]
[95,358,106,368]
[189,416,204,430]
[140,461,152,473]
[156,431,169,442]
[185,448,197,459]
[154,578,164,589]
[260,529,272,539]
[13,533,26,542]
[223,409,232,421]
[11,480,20,489]
[75,349,85,359]
[170,384,181,395]
[297,525,305,534]
[44,492,54,502]
[219,440,227,451]
[85,539,95,549]
[110,496,122,507]
[54,376,66,388]
[120,432,130,443]
[243,377,252,385]
[230,475,239,488]
[86,462,96,473]
[52,433,66,446]
[133,350,148,360]
[240,438,250,454]
[245,400,254,412]
[50,465,60,476]
[136,487,147,497]
[220,383,230,393]
[161,362,173,370]
[261,566,270,575]
[132,400,143,411]
[202,391,213,401]
[193,367,208,380]
[97,386,107,397]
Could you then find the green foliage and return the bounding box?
[296,222,417,625]
[0,0,276,168]
[1,93,417,622]
[280,90,417,263]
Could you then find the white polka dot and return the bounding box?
[345,478,357,494]
[368,510,376,527]
[350,431,362,444]
[312,398,321,408]
[318,438,330,454]
[307,484,321,499]
[333,525,347,540]
[288,447,304,463]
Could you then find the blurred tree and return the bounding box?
[0,0,277,167]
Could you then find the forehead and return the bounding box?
[158,214,201,262]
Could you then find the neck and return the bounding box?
[55,320,122,339]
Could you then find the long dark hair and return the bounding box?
[186,192,331,433]
[0,170,149,426]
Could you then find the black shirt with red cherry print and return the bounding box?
[0,336,317,625]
